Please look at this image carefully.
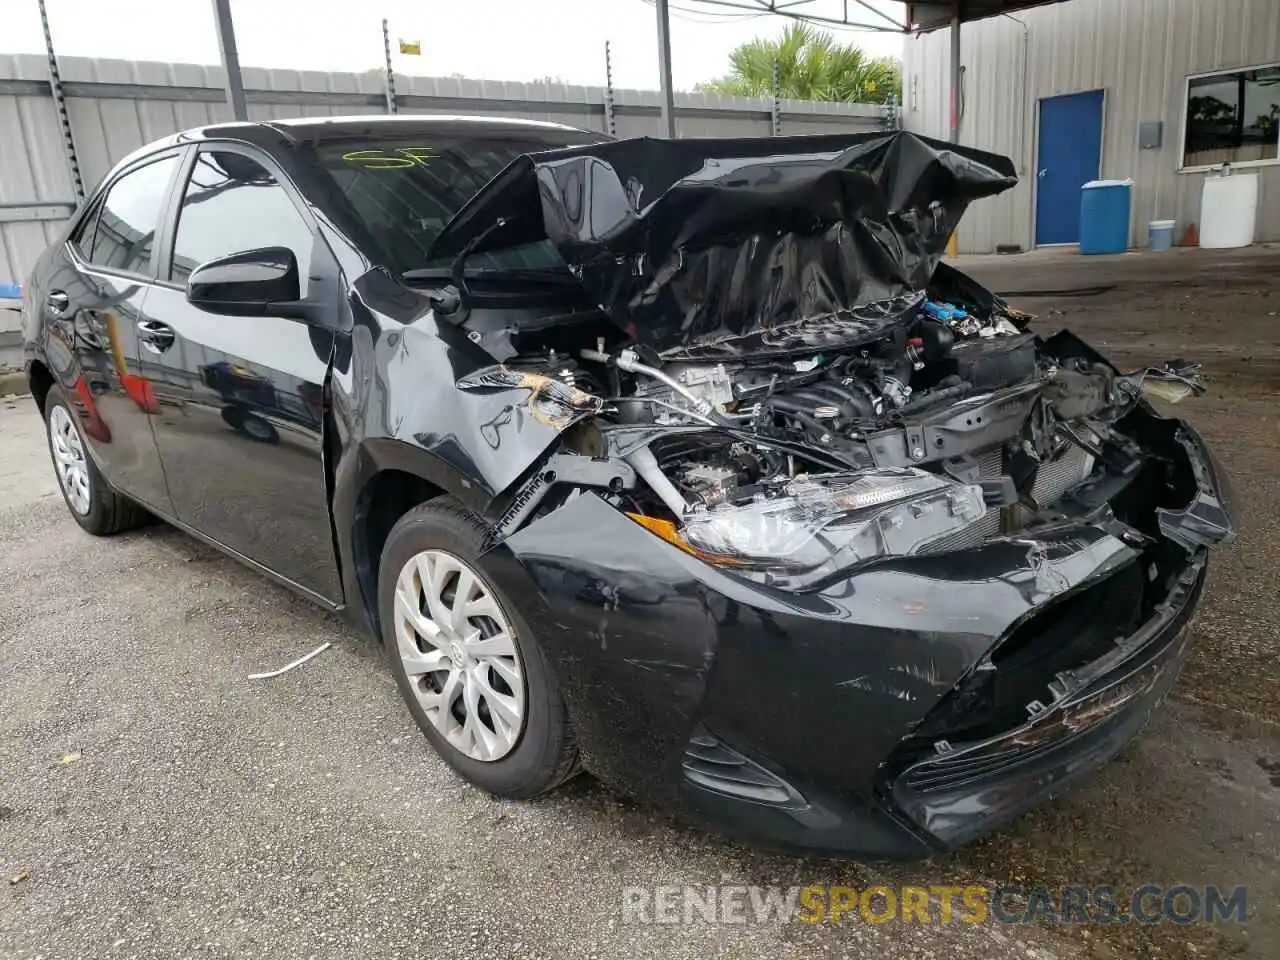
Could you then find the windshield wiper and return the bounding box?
[406,216,580,326]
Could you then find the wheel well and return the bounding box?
[353,469,445,636]
[27,360,54,414]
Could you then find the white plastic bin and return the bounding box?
[1148,219,1176,252]
[1200,170,1258,249]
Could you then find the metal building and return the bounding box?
[903,0,1280,252]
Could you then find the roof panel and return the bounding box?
[907,0,1070,31]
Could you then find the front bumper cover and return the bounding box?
[488,417,1233,859]
[889,553,1204,849]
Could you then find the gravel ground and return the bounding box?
[1,246,1277,960]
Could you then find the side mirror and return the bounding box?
[186,247,307,318]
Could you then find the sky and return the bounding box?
[6,0,906,91]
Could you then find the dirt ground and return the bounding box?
[1,245,1277,960]
[949,244,1280,959]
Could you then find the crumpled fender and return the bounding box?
[341,269,595,507]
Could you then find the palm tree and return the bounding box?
[701,23,901,104]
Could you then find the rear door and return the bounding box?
[140,144,343,604]
[38,151,183,512]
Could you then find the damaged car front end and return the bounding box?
[408,131,1235,858]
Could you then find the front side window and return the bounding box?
[170,150,315,287]
[1184,66,1280,167]
[84,154,180,274]
[309,131,605,276]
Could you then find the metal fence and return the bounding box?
[0,53,889,288]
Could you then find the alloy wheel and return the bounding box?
[49,405,91,516]
[393,550,526,762]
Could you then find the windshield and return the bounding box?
[310,130,605,276]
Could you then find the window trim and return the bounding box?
[155,139,329,291]
[63,147,188,281]
[1178,60,1280,174]
[67,193,104,260]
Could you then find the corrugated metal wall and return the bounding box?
[0,53,888,287]
[903,0,1280,253]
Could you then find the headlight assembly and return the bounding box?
[675,468,987,578]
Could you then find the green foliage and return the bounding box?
[699,23,902,104]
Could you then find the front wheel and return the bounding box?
[43,384,147,536]
[377,497,579,797]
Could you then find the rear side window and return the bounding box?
[169,150,314,287]
[82,154,180,275]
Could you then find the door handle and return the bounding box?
[46,290,70,316]
[1038,169,1048,179]
[136,319,176,354]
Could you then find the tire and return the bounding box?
[220,405,245,432]
[378,496,579,797]
[220,405,280,444]
[239,412,280,445]
[43,384,147,536]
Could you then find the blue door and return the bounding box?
[1035,90,1104,245]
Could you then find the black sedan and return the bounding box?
[21,117,1235,859]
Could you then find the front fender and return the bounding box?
[342,269,589,507]
[329,269,596,635]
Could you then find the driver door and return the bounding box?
[139,144,344,604]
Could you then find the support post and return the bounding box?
[36,0,84,200]
[604,41,617,137]
[654,0,676,138]
[210,0,248,121]
[770,59,781,136]
[382,19,398,114]
[947,7,961,257]
[948,9,961,142]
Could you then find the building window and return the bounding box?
[1183,66,1280,168]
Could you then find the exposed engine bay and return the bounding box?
[459,268,1207,589]
[436,131,1214,588]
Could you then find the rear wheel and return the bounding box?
[44,384,147,535]
[239,413,278,444]
[378,497,578,797]
[220,405,279,444]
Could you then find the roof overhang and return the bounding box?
[907,0,1067,31]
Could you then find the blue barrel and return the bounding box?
[1079,180,1132,255]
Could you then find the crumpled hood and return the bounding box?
[429,131,1017,355]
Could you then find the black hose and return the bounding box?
[785,388,855,420]
[900,379,973,414]
[758,395,838,439]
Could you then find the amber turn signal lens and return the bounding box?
[625,513,698,554]
[624,513,744,566]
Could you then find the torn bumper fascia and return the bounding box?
[1156,421,1237,551]
[485,504,1128,858]
[889,552,1205,849]
[484,410,1233,858]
